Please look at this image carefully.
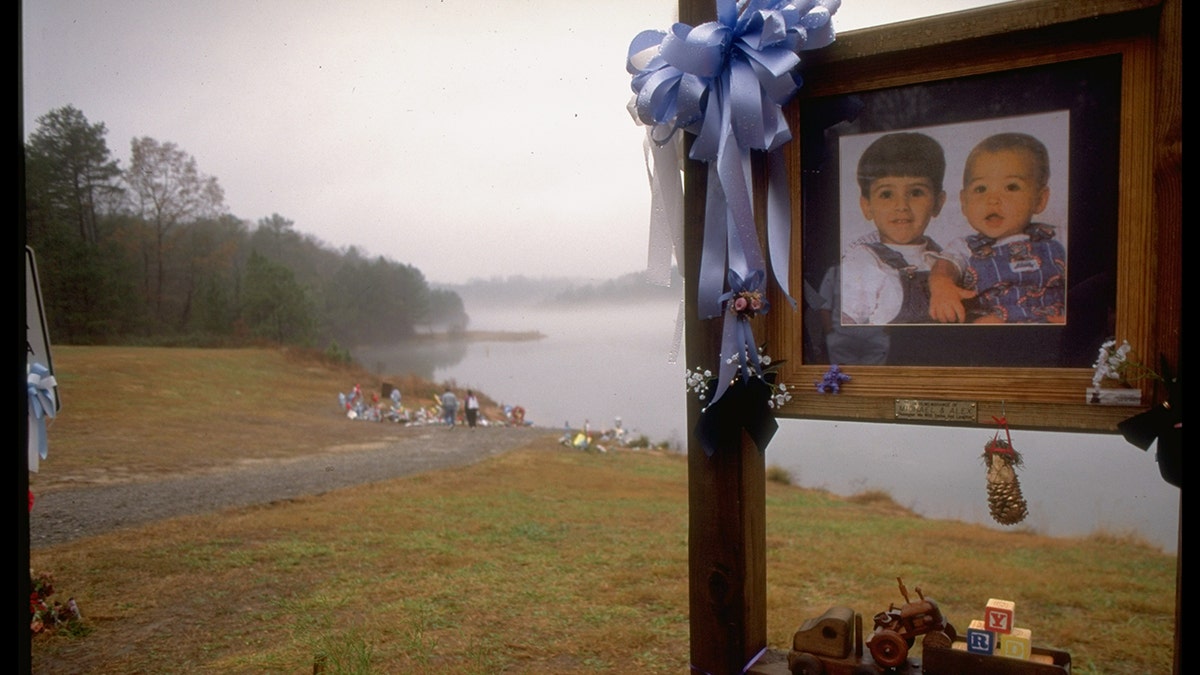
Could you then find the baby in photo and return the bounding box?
[929,132,1067,324]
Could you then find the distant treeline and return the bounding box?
[447,268,681,308]
[23,105,468,353]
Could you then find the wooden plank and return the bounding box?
[807,0,1161,65]
[678,2,768,672]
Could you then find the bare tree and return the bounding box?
[124,137,226,319]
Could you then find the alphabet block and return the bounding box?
[998,626,1032,660]
[984,598,1015,634]
[966,619,996,655]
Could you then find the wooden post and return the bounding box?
[1155,2,1181,672]
[678,2,769,672]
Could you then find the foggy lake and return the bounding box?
[355,299,1180,554]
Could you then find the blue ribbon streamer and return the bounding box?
[27,361,58,461]
[628,0,838,410]
[709,268,768,409]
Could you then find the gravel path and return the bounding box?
[30,426,555,549]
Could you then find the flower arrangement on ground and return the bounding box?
[30,570,85,636]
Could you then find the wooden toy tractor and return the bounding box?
[866,578,956,668]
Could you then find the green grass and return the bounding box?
[29,347,1177,674]
[30,445,1177,674]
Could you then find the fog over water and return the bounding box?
[357,300,689,444]
[357,298,1179,555]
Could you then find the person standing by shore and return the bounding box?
[465,390,480,428]
[440,387,458,428]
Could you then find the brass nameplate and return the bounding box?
[894,399,977,422]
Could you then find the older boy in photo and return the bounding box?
[837,132,949,326]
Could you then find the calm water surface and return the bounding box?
[357,300,1180,554]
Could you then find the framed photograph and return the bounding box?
[766,0,1180,432]
[834,111,1071,333]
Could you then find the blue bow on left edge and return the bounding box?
[628,0,838,455]
[27,361,58,464]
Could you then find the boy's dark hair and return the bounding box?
[963,132,1051,188]
[856,132,946,197]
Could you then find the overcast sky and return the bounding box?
[22,0,1008,285]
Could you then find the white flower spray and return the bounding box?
[1091,338,1161,394]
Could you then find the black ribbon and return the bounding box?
[695,375,779,457]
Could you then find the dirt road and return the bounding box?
[29,426,556,549]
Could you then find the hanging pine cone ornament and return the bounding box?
[982,417,1029,525]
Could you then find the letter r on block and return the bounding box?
[967,630,996,655]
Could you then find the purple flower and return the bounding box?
[815,364,851,394]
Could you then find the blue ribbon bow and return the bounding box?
[27,361,58,461]
[628,0,838,413]
[710,268,770,408]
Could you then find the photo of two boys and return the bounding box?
[813,111,1077,366]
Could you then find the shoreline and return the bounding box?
[407,329,545,343]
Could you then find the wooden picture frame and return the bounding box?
[765,0,1180,433]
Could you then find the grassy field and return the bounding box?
[28,347,1178,674]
